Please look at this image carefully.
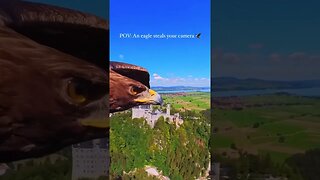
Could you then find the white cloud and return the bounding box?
[153,73,165,80]
[119,54,124,59]
[151,73,210,87]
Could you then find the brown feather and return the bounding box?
[109,70,149,112]
[0,0,108,29]
[0,1,108,162]
[0,0,157,162]
[110,61,150,88]
[1,0,109,70]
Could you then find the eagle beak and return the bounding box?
[134,89,163,105]
[149,89,163,105]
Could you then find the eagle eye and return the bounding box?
[66,78,106,105]
[130,85,145,95]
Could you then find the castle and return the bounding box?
[71,138,109,180]
[70,105,182,179]
[132,104,183,128]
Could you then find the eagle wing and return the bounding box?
[0,0,109,162]
[110,61,151,88]
[0,0,160,162]
[0,0,109,69]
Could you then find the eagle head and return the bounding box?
[0,0,162,162]
[110,69,163,113]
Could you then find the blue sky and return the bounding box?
[213,0,320,80]
[110,0,211,87]
[22,0,320,82]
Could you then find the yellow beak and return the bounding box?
[134,89,163,105]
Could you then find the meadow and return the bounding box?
[161,92,210,111]
[162,92,320,163]
[212,94,320,163]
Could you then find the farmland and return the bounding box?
[212,94,320,163]
[161,92,210,111]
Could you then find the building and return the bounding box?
[72,138,109,180]
[132,104,183,128]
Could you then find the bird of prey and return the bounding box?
[0,0,162,162]
[110,61,163,113]
[196,33,201,39]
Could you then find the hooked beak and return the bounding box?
[134,89,163,105]
[79,89,163,128]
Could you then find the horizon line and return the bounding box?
[213,76,320,82]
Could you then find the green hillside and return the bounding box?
[110,108,210,179]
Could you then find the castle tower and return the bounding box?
[166,104,170,115]
[132,105,151,119]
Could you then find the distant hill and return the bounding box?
[152,86,210,92]
[151,78,320,92]
[212,77,320,91]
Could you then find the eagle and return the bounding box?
[110,61,162,112]
[0,0,162,162]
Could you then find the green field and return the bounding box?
[161,92,210,111]
[213,94,320,162]
[153,92,320,163]
[110,92,211,179]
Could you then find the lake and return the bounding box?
[157,87,320,97]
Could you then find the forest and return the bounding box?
[110,108,210,179]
